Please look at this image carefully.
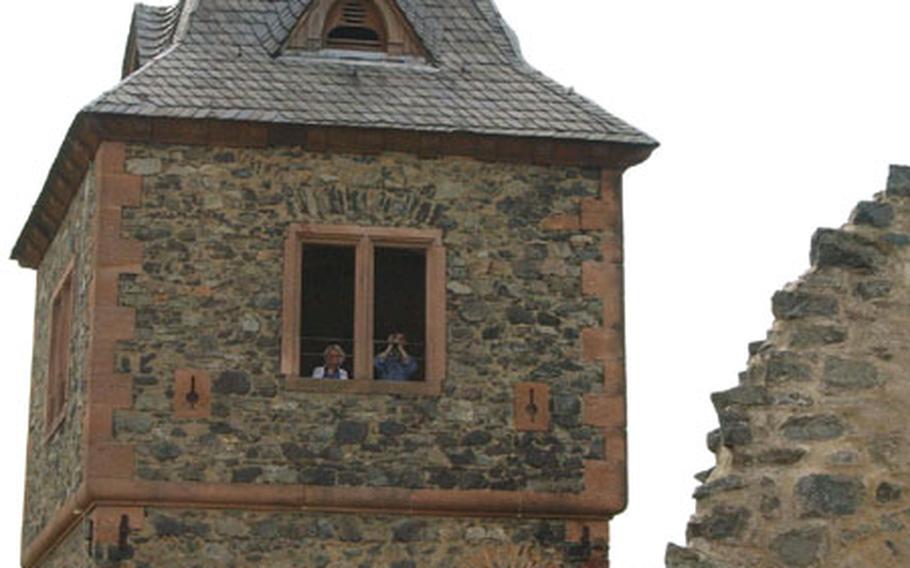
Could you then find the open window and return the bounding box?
[282,224,445,395]
[46,263,75,438]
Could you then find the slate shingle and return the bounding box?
[108,0,655,145]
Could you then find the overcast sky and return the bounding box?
[2,1,909,566]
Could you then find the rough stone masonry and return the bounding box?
[24,140,624,567]
[667,165,910,568]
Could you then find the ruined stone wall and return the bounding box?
[22,168,96,547]
[667,165,910,568]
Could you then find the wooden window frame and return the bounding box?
[45,261,75,440]
[282,223,446,396]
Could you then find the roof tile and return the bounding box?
[109,0,655,146]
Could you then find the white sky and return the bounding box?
[1,1,909,566]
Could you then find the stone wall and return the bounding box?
[18,142,627,566]
[42,522,92,568]
[115,143,605,492]
[22,168,96,547]
[667,165,910,568]
[89,508,598,567]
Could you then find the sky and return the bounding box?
[1,1,909,566]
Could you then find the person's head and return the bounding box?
[323,344,345,369]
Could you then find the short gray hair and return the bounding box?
[323,344,346,359]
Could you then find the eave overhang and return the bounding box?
[10,113,658,269]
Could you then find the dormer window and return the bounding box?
[285,0,428,59]
[324,1,386,51]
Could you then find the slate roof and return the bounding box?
[95,0,656,145]
[123,2,182,74]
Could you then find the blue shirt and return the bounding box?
[374,355,418,381]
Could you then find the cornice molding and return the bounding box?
[11,113,655,270]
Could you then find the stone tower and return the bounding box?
[667,166,910,568]
[14,1,655,566]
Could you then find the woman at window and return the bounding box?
[312,344,349,380]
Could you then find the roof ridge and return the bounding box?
[124,1,184,76]
[476,0,524,63]
[172,0,201,44]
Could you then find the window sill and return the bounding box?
[285,375,442,396]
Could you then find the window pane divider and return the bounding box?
[425,243,446,383]
[353,235,374,382]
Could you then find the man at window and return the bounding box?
[375,333,418,381]
[312,344,349,380]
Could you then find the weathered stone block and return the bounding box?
[379,421,407,437]
[687,506,751,541]
[334,421,368,445]
[796,474,864,517]
[823,357,880,390]
[391,519,428,542]
[772,291,838,320]
[876,482,902,504]
[126,157,163,176]
[883,232,910,247]
[718,412,752,447]
[213,370,251,395]
[694,468,714,483]
[854,279,892,300]
[150,441,183,462]
[852,201,894,228]
[693,476,746,500]
[232,466,263,483]
[764,351,812,384]
[789,325,847,348]
[711,386,771,411]
[505,306,535,325]
[810,228,883,271]
[781,415,846,441]
[770,392,815,407]
[756,448,806,466]
[747,340,768,357]
[759,494,781,517]
[769,526,827,567]
[462,430,493,446]
[706,429,722,453]
[886,164,910,196]
[152,514,211,538]
[665,544,719,568]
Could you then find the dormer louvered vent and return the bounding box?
[286,0,426,58]
[341,2,367,24]
[324,0,386,51]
